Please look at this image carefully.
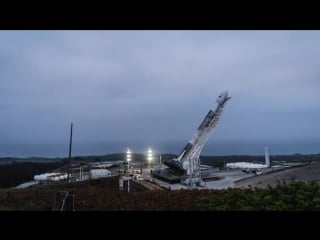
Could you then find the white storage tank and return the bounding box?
[34,173,56,181]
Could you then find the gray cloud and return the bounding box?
[0,30,320,156]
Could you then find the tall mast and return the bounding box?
[67,123,73,185]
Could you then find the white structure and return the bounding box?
[226,162,268,169]
[119,176,130,192]
[89,162,115,168]
[164,91,231,184]
[90,169,111,179]
[265,146,270,167]
[34,173,68,182]
[226,147,271,170]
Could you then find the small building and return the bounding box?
[90,169,112,179]
[226,162,268,169]
[119,176,131,192]
[34,173,68,182]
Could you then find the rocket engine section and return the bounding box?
[162,159,186,175]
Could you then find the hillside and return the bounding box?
[1,176,320,211]
[1,153,319,189]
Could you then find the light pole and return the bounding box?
[67,123,73,185]
[126,148,131,176]
[147,148,153,169]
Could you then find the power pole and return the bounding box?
[67,123,73,185]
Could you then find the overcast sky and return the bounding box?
[0,30,319,154]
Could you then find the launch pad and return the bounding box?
[151,168,182,184]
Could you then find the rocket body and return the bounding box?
[164,91,231,175]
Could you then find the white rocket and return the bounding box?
[164,91,231,176]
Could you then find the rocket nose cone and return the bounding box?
[218,91,228,98]
[217,91,231,104]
